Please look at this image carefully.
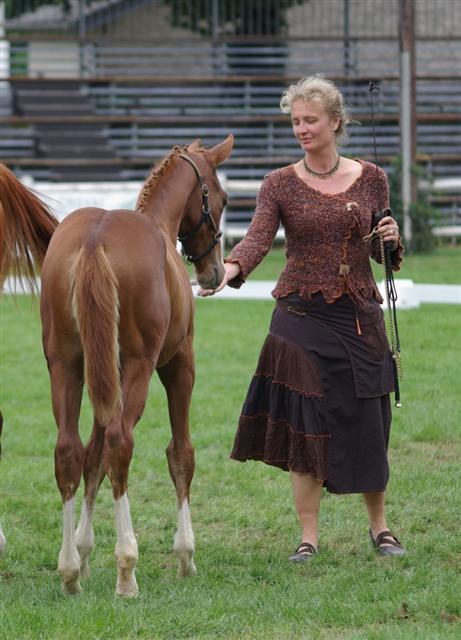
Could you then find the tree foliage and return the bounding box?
[388,156,439,253]
[162,0,307,36]
[6,1,307,34]
[5,1,85,20]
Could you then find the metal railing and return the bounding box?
[4,38,461,79]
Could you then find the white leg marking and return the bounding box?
[75,498,95,578]
[58,498,82,594]
[174,499,196,578]
[0,522,6,554]
[114,493,139,597]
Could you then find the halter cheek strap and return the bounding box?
[177,153,222,264]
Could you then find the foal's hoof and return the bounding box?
[116,577,139,598]
[59,564,82,595]
[176,553,197,578]
[62,577,83,595]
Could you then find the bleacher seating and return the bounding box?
[0,126,37,157]
[8,39,461,78]
[2,71,460,233]
[84,78,461,118]
[102,118,461,160]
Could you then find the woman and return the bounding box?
[199,75,405,561]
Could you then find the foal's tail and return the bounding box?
[0,162,58,291]
[70,245,122,426]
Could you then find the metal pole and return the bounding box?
[78,0,86,77]
[211,0,219,38]
[344,0,350,76]
[0,1,10,97]
[0,2,4,38]
[399,0,416,245]
[0,1,9,77]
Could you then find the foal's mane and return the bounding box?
[136,144,203,214]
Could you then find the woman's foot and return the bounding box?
[289,542,318,563]
[369,529,405,556]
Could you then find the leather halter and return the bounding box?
[177,153,222,264]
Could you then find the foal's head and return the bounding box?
[177,135,233,290]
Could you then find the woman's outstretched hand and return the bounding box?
[197,261,242,297]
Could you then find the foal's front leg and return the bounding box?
[158,342,197,578]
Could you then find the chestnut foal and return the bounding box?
[39,136,233,596]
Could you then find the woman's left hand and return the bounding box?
[377,215,400,247]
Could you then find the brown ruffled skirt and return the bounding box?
[230,292,395,494]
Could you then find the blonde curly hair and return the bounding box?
[280,74,352,144]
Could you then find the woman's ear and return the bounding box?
[331,117,340,133]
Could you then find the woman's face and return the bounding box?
[291,99,339,154]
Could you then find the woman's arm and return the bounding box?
[198,172,282,295]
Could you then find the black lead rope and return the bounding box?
[381,239,402,407]
[367,81,403,407]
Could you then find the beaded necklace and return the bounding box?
[303,155,340,179]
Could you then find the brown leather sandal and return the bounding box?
[369,529,406,556]
[289,542,318,563]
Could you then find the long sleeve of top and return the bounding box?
[225,160,404,308]
[224,174,281,286]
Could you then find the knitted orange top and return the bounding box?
[225,160,404,308]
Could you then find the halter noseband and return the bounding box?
[177,153,222,264]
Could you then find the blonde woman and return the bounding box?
[199,75,405,560]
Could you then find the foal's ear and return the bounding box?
[206,134,234,167]
[187,139,202,152]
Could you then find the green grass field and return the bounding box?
[0,247,460,639]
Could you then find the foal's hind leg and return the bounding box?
[158,341,196,578]
[75,420,105,577]
[49,362,85,594]
[105,357,153,597]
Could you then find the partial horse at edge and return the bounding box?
[0,162,60,556]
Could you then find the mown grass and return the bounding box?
[0,249,460,639]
